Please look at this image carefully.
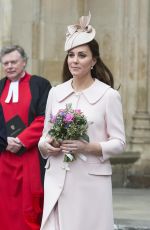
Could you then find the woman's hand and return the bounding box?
[61,139,102,156]
[38,135,61,157]
[60,140,88,154]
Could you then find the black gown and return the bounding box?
[0,104,7,152]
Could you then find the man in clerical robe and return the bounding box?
[0,45,51,230]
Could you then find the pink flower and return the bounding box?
[50,115,56,123]
[64,113,74,123]
[58,109,65,113]
[74,109,81,114]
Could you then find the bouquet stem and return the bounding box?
[64,152,75,162]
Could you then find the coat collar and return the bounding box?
[55,79,111,104]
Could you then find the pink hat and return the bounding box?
[64,12,96,51]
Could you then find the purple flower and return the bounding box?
[64,113,74,123]
[50,114,56,123]
[60,111,66,117]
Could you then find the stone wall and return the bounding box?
[0,0,150,187]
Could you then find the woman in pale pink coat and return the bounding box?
[38,12,125,230]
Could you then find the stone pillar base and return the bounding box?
[130,112,150,144]
[111,151,140,188]
[126,158,150,188]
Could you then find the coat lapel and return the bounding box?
[55,79,111,104]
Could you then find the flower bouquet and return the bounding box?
[49,103,89,162]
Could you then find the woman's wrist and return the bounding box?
[86,142,102,156]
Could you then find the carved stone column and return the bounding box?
[0,0,12,77]
[130,0,150,149]
[128,0,150,187]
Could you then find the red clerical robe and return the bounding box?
[0,73,51,230]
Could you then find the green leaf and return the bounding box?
[81,134,89,142]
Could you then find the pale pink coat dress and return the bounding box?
[38,79,126,230]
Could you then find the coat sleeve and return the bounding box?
[17,78,51,149]
[38,87,55,158]
[42,87,55,136]
[0,104,7,152]
[99,89,126,162]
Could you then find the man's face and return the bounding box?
[1,50,26,81]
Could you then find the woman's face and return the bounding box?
[67,45,96,78]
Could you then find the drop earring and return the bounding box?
[91,66,93,70]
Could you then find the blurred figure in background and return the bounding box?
[0,45,51,230]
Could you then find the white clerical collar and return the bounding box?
[5,81,19,103]
[5,73,25,103]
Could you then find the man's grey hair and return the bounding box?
[0,45,28,63]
